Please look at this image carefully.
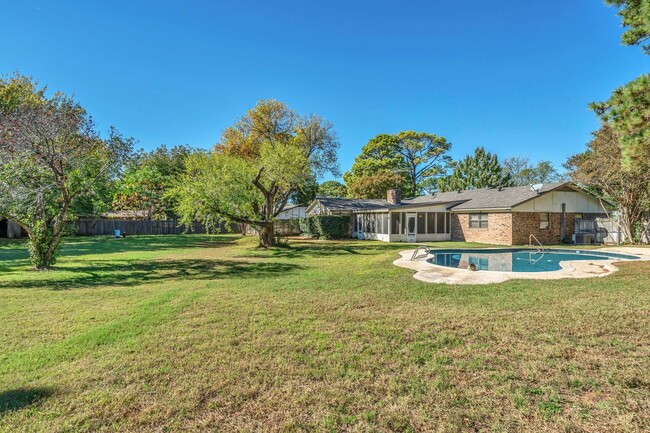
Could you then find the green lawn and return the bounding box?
[1,235,649,432]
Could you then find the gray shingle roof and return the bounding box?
[313,197,394,212]
[313,183,571,212]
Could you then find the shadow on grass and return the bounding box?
[0,259,304,290]
[0,388,53,415]
[0,235,242,272]
[244,240,403,260]
[58,234,240,258]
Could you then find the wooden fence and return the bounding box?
[76,219,240,236]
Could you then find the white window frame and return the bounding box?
[540,212,550,230]
[469,213,488,229]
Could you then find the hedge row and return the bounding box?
[299,215,351,239]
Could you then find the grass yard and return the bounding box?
[1,235,649,432]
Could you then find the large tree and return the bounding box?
[0,75,132,269]
[565,124,650,243]
[343,131,451,198]
[502,156,563,186]
[437,147,511,192]
[606,0,650,54]
[317,180,348,198]
[173,100,339,247]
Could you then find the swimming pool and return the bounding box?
[428,248,640,273]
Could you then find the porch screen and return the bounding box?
[417,213,426,234]
[426,213,436,234]
[381,214,389,234]
[436,212,446,234]
[391,213,401,234]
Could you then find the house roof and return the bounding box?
[310,183,587,213]
[310,197,393,212]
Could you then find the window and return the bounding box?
[540,212,549,230]
[469,213,488,229]
[437,212,446,234]
[417,212,426,234]
[446,213,451,234]
[426,213,436,234]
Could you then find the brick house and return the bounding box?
[305,183,608,245]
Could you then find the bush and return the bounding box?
[299,217,318,237]
[300,215,350,239]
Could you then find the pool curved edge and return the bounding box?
[393,247,650,285]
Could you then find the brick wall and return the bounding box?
[451,213,513,245]
[451,211,608,246]
[511,212,605,245]
[511,212,566,245]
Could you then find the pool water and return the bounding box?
[428,248,640,273]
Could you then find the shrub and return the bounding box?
[299,217,318,237]
[300,215,350,239]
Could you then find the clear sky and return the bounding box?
[1,0,648,181]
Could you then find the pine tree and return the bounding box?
[437,147,511,192]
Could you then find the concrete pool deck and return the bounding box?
[393,247,650,285]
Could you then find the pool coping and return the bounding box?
[393,246,650,285]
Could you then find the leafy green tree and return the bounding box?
[173,100,338,247]
[565,124,650,242]
[173,143,309,247]
[0,74,133,269]
[113,165,168,219]
[343,134,407,198]
[113,145,201,219]
[343,131,451,198]
[591,74,650,167]
[438,147,511,192]
[606,0,650,54]
[502,156,563,186]
[318,180,348,198]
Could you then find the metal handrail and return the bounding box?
[411,245,431,261]
[529,234,546,253]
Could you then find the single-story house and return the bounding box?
[305,183,608,245]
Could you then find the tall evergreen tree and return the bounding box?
[437,147,511,192]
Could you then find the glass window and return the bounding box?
[437,212,446,234]
[540,212,549,229]
[417,213,426,234]
[447,213,451,234]
[391,213,401,234]
[469,213,488,229]
[401,212,407,233]
[426,213,436,234]
[382,214,389,234]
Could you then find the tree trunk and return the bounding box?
[258,222,275,247]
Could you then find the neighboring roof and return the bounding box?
[309,183,592,213]
[309,197,393,212]
[281,205,307,211]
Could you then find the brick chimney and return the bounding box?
[387,188,401,205]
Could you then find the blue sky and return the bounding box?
[1,0,648,181]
